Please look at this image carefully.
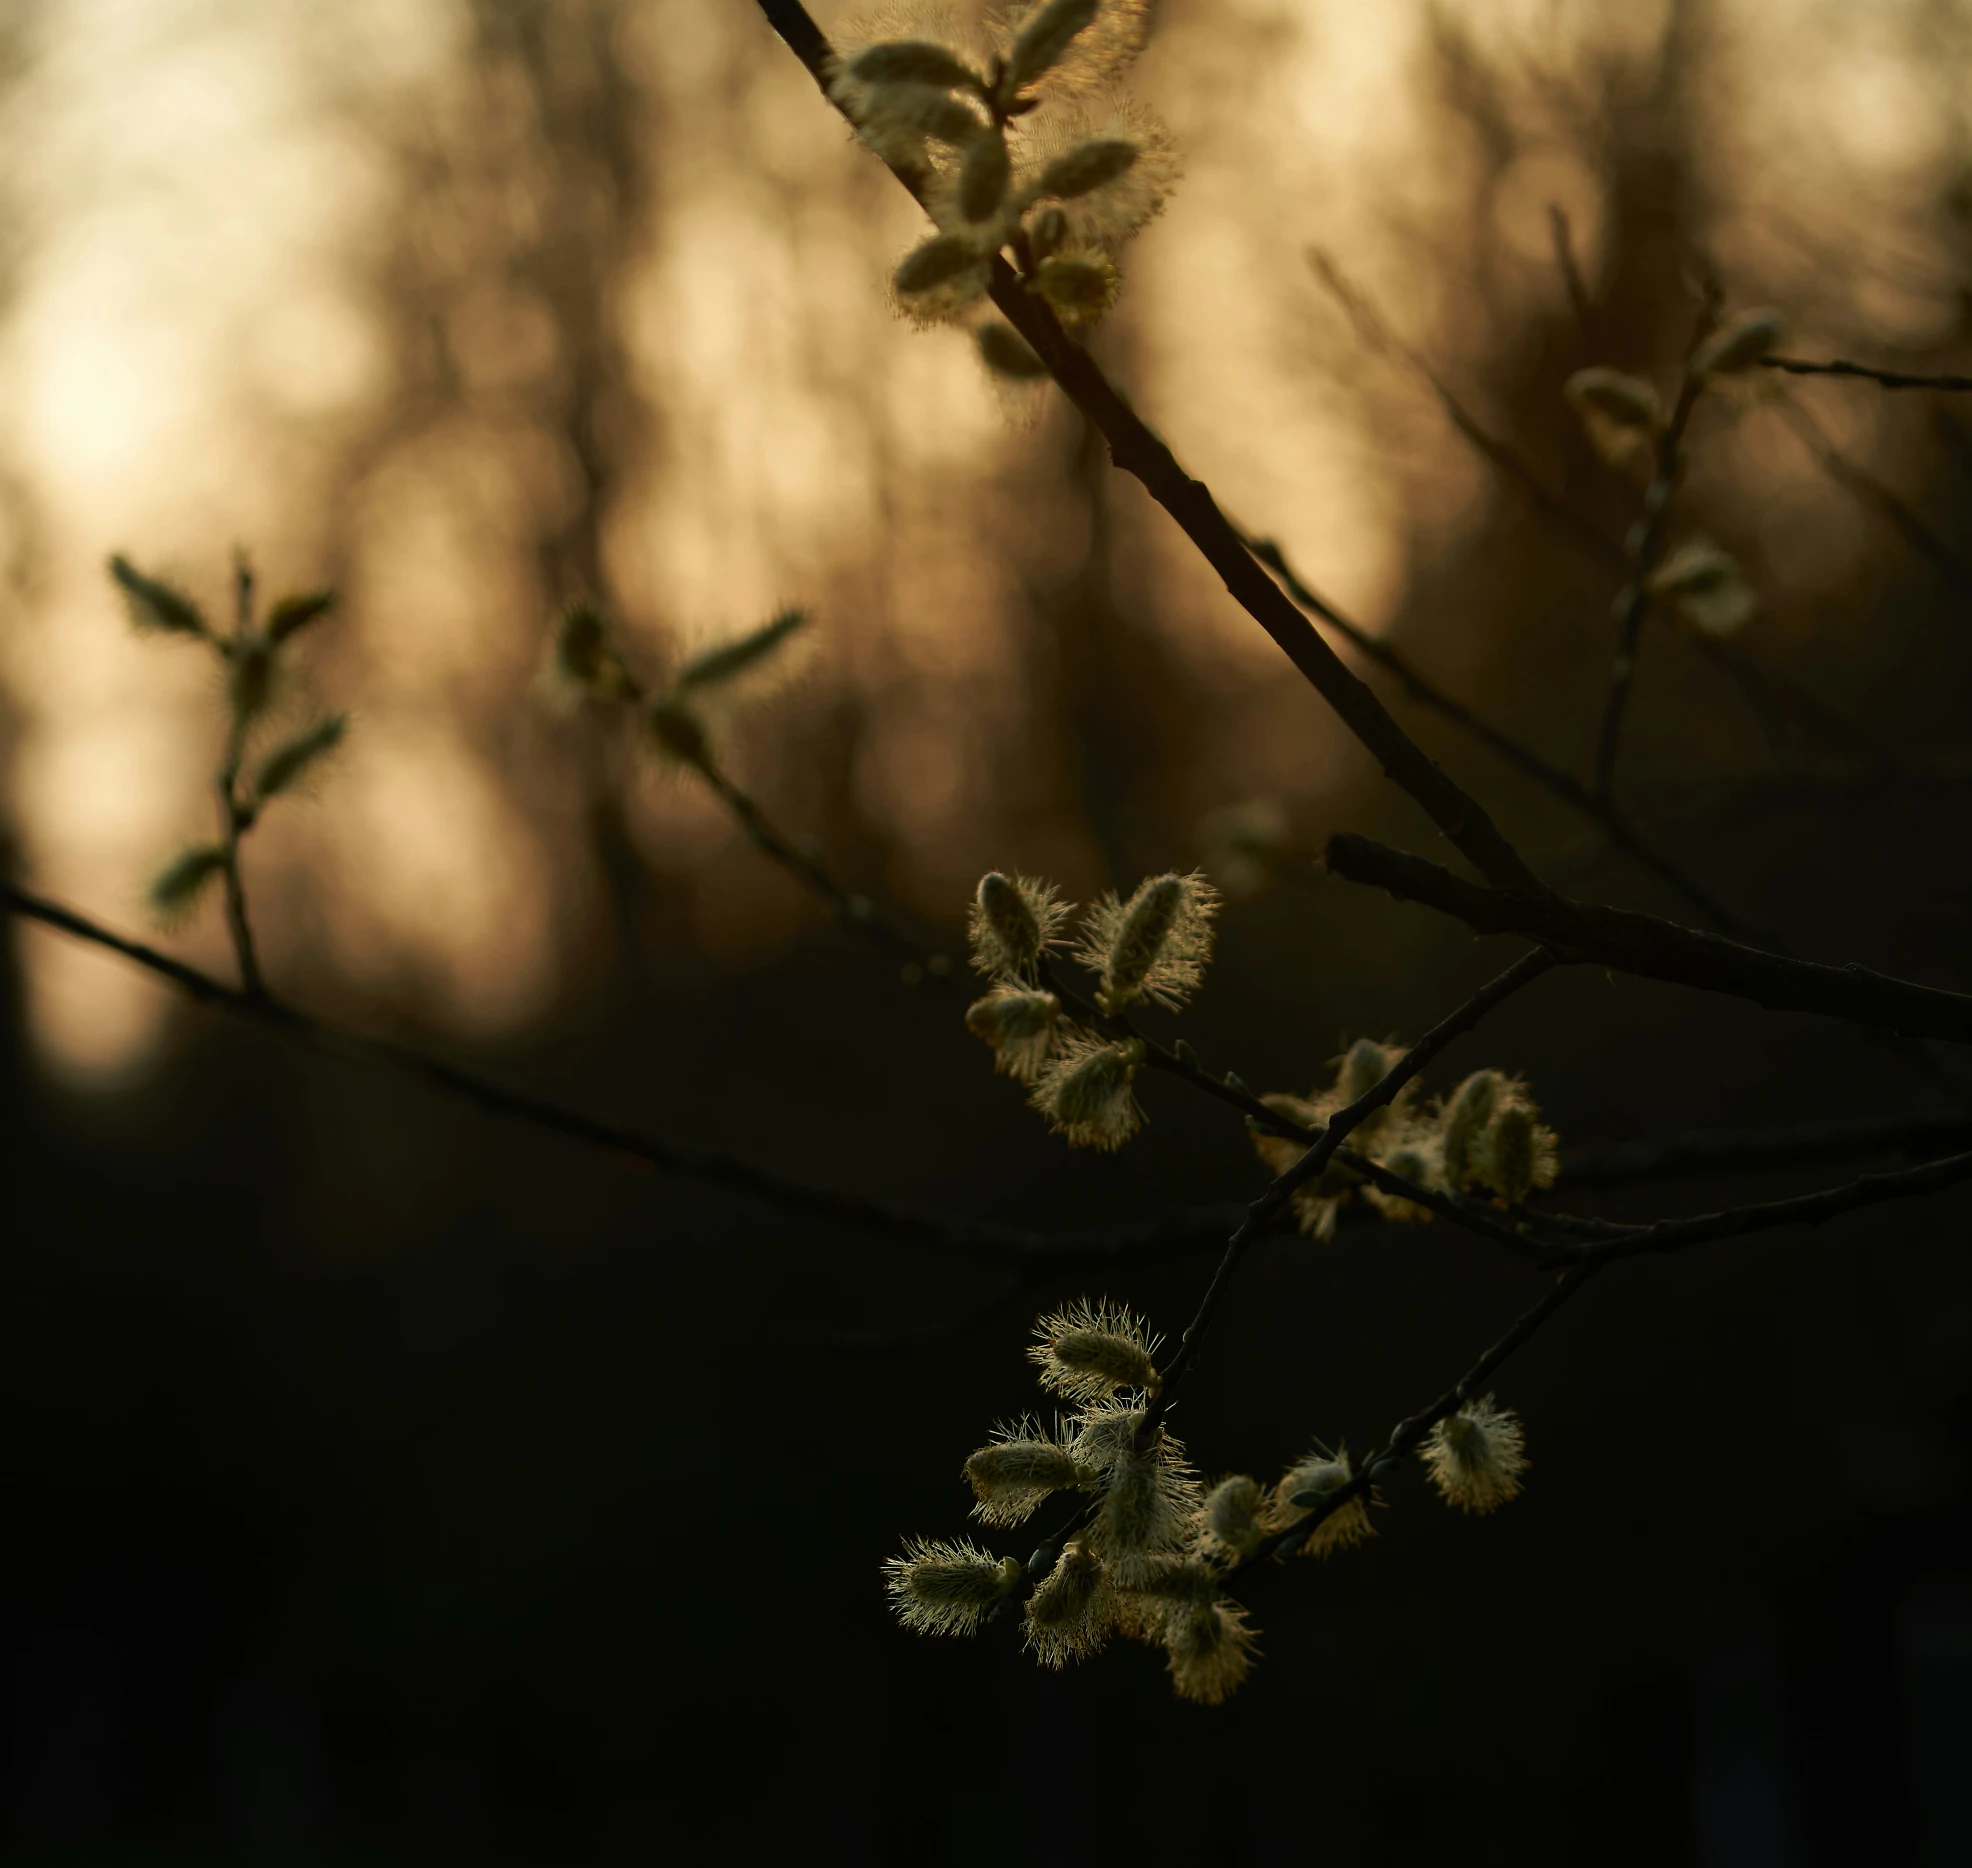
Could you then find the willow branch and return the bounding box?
[1593,291,1720,800]
[1560,1112,1972,1185]
[1761,355,1972,392]
[1136,948,1559,1442]
[1231,1263,1601,1573]
[1324,832,1972,1045]
[0,880,1242,1271]
[751,0,1540,894]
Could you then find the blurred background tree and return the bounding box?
[5,0,1972,1860]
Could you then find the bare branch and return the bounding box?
[1761,355,1972,392]
[752,0,1542,894]
[1323,832,1972,1046]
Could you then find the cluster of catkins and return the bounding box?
[884,1300,1532,1703]
[1252,1046,1561,1241]
[829,0,1176,358]
[1562,305,1788,640]
[107,556,347,925]
[962,868,1217,1148]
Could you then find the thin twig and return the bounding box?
[216,554,266,999]
[1575,1146,1972,1262]
[1770,390,1972,601]
[1548,204,1592,330]
[1135,949,1559,1444]
[1231,1263,1600,1573]
[0,880,1239,1271]
[1560,1111,1972,1185]
[1762,355,1972,392]
[1593,288,1721,800]
[1323,832,1972,1045]
[1242,534,1769,941]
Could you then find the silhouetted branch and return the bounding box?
[0,880,1239,1271]
[1138,948,1561,1441]
[1232,1264,1600,1572]
[752,0,1542,895]
[1560,1112,1972,1184]
[1323,832,1972,1045]
[1762,355,1972,392]
[1771,390,1972,601]
[1593,289,1721,799]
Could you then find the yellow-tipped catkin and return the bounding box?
[1023,1542,1117,1666]
[883,1538,1022,1635]
[1163,1596,1257,1705]
[1075,870,1218,1012]
[1248,1092,1352,1240]
[964,986,1062,1082]
[1072,1400,1201,1586]
[1693,307,1785,378]
[1439,1068,1506,1188]
[1202,1475,1267,1560]
[1029,1297,1162,1401]
[963,1421,1096,1526]
[1033,251,1118,324]
[968,871,1068,980]
[1032,1034,1145,1149]
[1472,1098,1559,1205]
[1336,1036,1405,1107]
[1274,1447,1375,1556]
[1421,1396,1528,1514]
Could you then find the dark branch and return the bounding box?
[0,880,1236,1272]
[1137,948,1560,1443]
[1762,355,1972,392]
[1323,832,1972,1046]
[751,0,1542,894]
[1561,1112,1972,1185]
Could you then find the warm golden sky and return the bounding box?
[2,0,1964,1076]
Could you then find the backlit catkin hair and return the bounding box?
[1273,1447,1375,1557]
[1028,1297,1162,1401]
[964,986,1063,1082]
[1163,1595,1258,1705]
[1073,870,1219,1012]
[968,871,1071,982]
[1022,1542,1118,1668]
[1072,1400,1201,1586]
[1421,1396,1528,1514]
[882,1537,1023,1635]
[963,1420,1096,1526]
[1032,1035,1146,1150]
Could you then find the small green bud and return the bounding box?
[254,714,348,801]
[149,845,227,923]
[109,556,206,638]
[265,589,336,644]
